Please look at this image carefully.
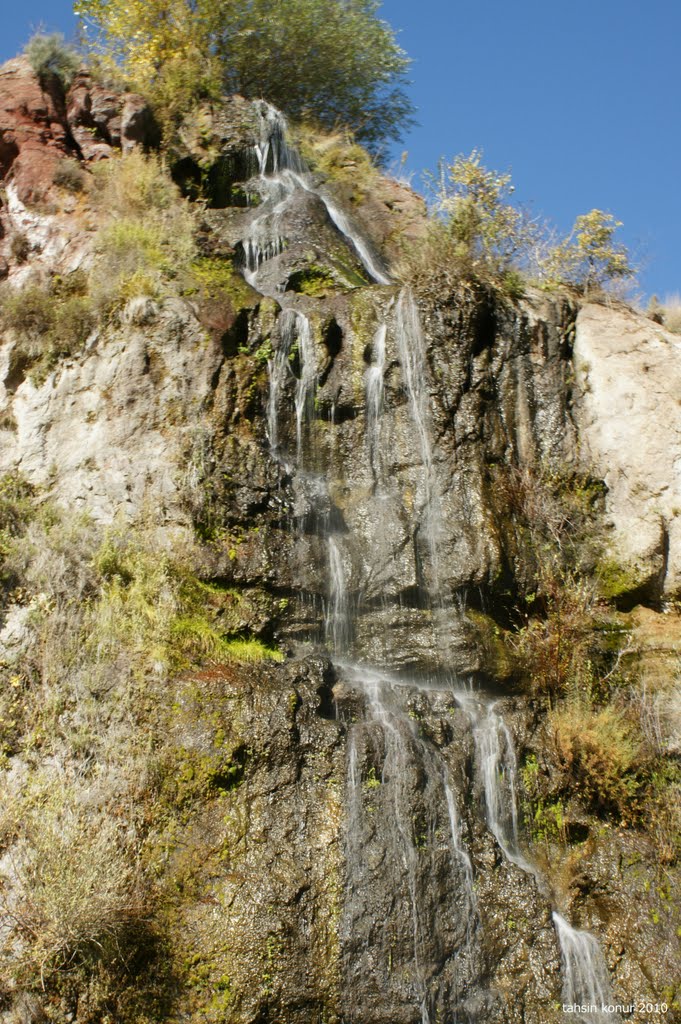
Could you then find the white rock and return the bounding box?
[573,302,681,598]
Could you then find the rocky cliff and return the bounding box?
[0,58,678,1024]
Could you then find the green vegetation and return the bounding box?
[75,0,414,152]
[403,150,633,299]
[295,123,380,201]
[52,156,87,193]
[90,151,196,310]
[0,152,196,384]
[541,209,633,292]
[502,465,680,868]
[649,293,681,334]
[0,486,287,1015]
[1,798,146,989]
[24,32,79,89]
[0,272,95,382]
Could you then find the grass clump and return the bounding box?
[9,232,30,264]
[649,293,681,335]
[53,157,86,193]
[0,800,147,989]
[295,124,378,203]
[550,701,643,818]
[0,472,36,568]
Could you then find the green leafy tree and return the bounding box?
[433,150,534,275]
[74,0,414,152]
[541,209,632,292]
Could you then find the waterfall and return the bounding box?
[239,101,391,293]
[326,536,350,654]
[266,308,317,465]
[293,312,317,461]
[553,913,618,1020]
[258,171,618,1018]
[340,664,480,1023]
[394,288,444,598]
[365,321,387,478]
[455,695,534,874]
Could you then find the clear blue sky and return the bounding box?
[2,0,680,299]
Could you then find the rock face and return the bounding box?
[0,57,157,204]
[0,57,71,203]
[574,302,681,599]
[0,60,679,1024]
[67,70,159,161]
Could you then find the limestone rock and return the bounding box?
[573,302,681,600]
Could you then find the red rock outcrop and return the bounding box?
[0,56,157,203]
[0,57,71,203]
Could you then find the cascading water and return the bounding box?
[338,664,481,1024]
[365,321,388,479]
[393,288,447,603]
[266,307,317,467]
[326,536,350,655]
[252,137,619,1014]
[239,101,391,294]
[454,693,535,874]
[553,913,617,1020]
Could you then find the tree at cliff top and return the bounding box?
[74,0,414,152]
[405,151,633,297]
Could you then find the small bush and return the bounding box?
[551,701,643,817]
[91,152,196,311]
[0,274,95,379]
[539,209,633,294]
[91,150,187,220]
[0,803,145,988]
[24,33,79,89]
[10,233,30,264]
[295,124,378,201]
[53,157,86,193]
[659,293,681,335]
[0,285,53,346]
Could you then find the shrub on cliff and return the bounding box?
[402,152,633,298]
[24,32,79,89]
[0,802,146,989]
[540,209,633,292]
[74,0,414,152]
[0,273,95,381]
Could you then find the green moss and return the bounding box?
[286,265,337,296]
[221,637,285,663]
[187,256,259,308]
[596,556,647,602]
[466,609,513,680]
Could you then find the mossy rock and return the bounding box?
[596,556,654,607]
[466,609,514,682]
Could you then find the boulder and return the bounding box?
[573,302,681,600]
